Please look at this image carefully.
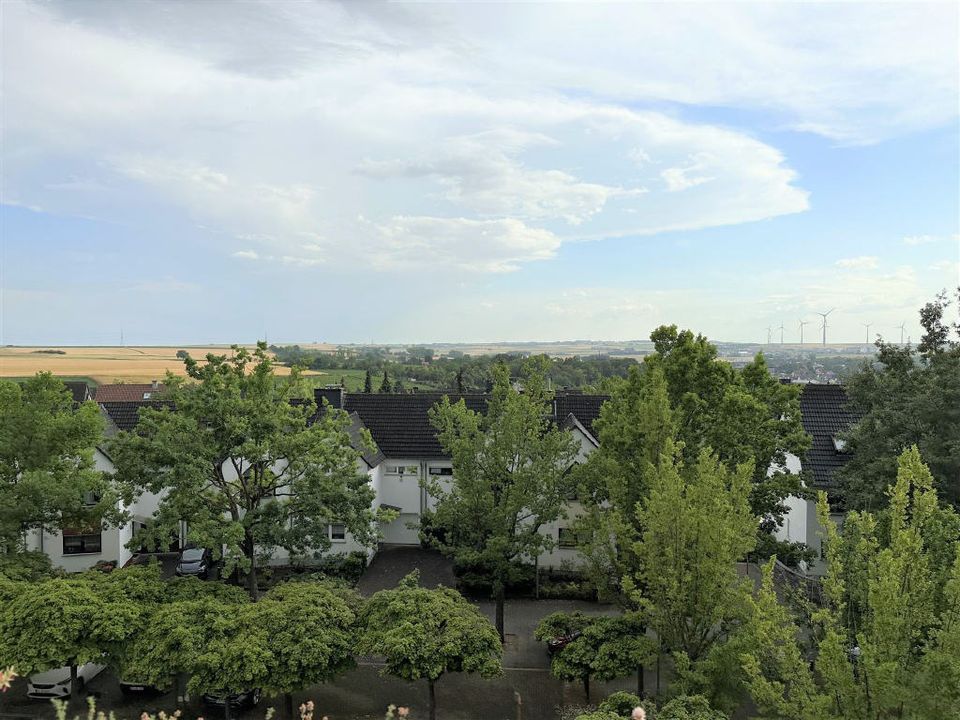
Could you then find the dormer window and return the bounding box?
[832,436,847,453]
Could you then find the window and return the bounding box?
[558,527,578,548]
[63,530,102,555]
[83,490,100,506]
[387,465,419,477]
[428,467,453,476]
[831,436,847,453]
[142,392,152,399]
[329,523,346,542]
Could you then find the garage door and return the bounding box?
[380,513,421,545]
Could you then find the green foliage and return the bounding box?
[535,612,653,699]
[378,369,392,393]
[0,373,118,552]
[842,289,960,508]
[107,343,377,598]
[739,448,960,719]
[598,691,643,715]
[631,446,756,663]
[0,551,58,581]
[427,363,579,638]
[0,577,140,676]
[656,695,726,720]
[355,572,502,720]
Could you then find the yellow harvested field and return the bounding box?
[0,346,326,385]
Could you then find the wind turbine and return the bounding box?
[778,323,785,344]
[816,308,835,345]
[766,326,772,345]
[863,323,872,344]
[897,322,906,345]
[799,319,811,345]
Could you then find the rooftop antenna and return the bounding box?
[897,322,906,345]
[863,323,872,344]
[816,308,835,345]
[778,323,785,344]
[799,319,811,345]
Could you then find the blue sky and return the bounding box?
[1,1,958,345]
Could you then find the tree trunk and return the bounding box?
[285,692,294,719]
[224,696,232,720]
[245,531,259,600]
[583,675,590,702]
[69,664,80,701]
[637,663,644,698]
[494,579,505,643]
[428,679,437,720]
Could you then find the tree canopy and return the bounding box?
[0,373,119,553]
[739,447,960,719]
[427,362,579,640]
[842,289,960,509]
[108,343,378,598]
[354,572,502,720]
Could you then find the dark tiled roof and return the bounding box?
[94,383,167,402]
[99,401,171,432]
[346,411,386,468]
[98,399,385,467]
[64,381,92,404]
[338,391,608,459]
[798,384,860,489]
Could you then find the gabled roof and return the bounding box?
[64,381,92,404]
[98,399,384,468]
[94,383,167,402]
[798,383,860,490]
[335,391,608,459]
[99,401,171,433]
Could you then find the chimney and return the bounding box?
[151,379,159,390]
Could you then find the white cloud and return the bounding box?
[366,216,561,273]
[835,256,879,269]
[0,0,820,276]
[233,250,259,260]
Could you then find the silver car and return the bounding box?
[27,663,105,699]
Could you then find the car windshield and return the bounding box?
[181,548,205,562]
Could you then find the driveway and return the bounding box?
[357,544,455,596]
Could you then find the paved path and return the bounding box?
[356,544,455,596]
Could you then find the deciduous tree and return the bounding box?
[108,343,378,599]
[355,572,502,720]
[0,373,119,553]
[427,363,579,640]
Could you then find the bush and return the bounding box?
[657,695,725,720]
[599,692,644,716]
[0,551,58,581]
[288,551,368,584]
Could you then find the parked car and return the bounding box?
[546,630,582,655]
[119,677,162,695]
[202,688,262,709]
[27,663,105,699]
[175,546,213,578]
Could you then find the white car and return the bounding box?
[27,663,105,699]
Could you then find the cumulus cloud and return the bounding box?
[1,0,819,276]
[1,0,954,286]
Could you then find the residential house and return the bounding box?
[773,382,859,574]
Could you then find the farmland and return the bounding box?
[0,346,330,385]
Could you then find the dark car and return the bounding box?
[202,688,262,710]
[119,678,161,695]
[175,547,213,579]
[547,630,582,655]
